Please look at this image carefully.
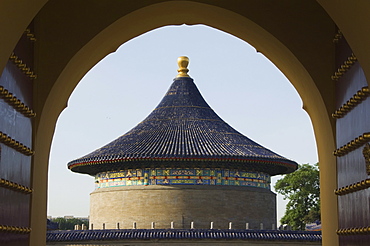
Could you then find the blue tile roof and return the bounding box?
[46,229,322,242]
[68,77,297,176]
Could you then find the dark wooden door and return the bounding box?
[333,31,370,245]
[0,25,36,246]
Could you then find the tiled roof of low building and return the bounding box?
[46,229,322,242]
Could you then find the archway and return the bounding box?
[28,1,336,245]
[47,24,318,229]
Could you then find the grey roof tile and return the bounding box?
[68,77,297,176]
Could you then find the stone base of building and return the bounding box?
[89,185,276,230]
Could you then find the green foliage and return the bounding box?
[51,217,89,230]
[274,163,320,230]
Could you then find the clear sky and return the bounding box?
[47,25,318,224]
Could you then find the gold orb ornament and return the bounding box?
[176,56,190,77]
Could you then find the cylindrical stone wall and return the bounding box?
[90,185,276,230]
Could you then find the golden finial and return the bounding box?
[176,56,190,77]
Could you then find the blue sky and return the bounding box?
[47,25,317,224]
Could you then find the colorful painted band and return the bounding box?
[95,168,271,189]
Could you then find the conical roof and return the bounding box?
[68,57,297,176]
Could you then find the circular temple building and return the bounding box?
[68,57,298,230]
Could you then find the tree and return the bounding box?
[51,217,89,230]
[274,163,320,230]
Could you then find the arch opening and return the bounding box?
[47,24,318,227]
[32,1,337,245]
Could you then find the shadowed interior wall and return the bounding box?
[5,1,370,245]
